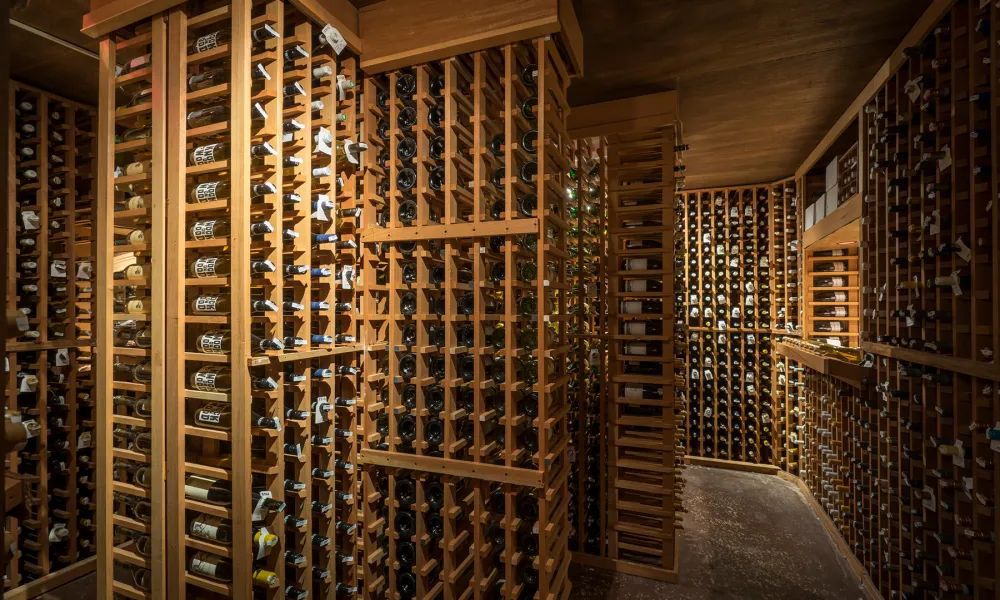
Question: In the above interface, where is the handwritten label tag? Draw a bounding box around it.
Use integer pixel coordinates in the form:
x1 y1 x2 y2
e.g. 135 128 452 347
938 144 952 171
955 237 972 263
321 25 347 55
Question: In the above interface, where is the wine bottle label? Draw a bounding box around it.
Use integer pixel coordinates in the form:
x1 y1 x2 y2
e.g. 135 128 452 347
125 162 146 176
624 322 647 335
621 301 642 314
189 554 219 578
191 220 219 240
625 258 647 271
197 332 226 353
193 181 222 202
191 515 224 541
623 385 644 399
193 295 220 313
184 476 215 500
192 257 220 277
192 143 221 165
828 277 845 287
193 32 221 54
830 307 848 317
626 280 647 292
192 368 221 391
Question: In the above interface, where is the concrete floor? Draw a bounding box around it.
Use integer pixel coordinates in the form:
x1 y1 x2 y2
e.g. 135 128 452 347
34 466 868 600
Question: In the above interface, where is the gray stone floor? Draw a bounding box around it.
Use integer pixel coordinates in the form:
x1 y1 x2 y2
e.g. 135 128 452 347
34 466 869 600
570 466 871 600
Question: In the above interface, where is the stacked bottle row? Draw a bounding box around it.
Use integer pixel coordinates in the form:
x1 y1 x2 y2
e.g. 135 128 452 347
567 137 607 558
356 36 575 600
101 2 364 598
606 128 683 576
861 0 997 368
770 179 800 335
773 350 803 473
5 83 97 591
804 246 861 348
779 351 999 600
7 349 96 587
676 185 777 464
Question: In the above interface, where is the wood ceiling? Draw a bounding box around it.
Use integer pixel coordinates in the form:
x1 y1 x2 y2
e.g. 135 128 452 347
13 0 931 188
568 0 932 189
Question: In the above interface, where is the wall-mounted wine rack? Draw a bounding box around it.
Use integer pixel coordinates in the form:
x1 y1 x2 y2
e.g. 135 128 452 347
6 81 97 594
676 184 777 466
770 178 801 336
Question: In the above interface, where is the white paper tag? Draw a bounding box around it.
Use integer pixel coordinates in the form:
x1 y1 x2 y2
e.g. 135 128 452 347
20 374 38 393
953 439 966 469
904 78 921 104
745 282 755 293
55 349 69 366
255 526 272 559
22 420 40 439
730 207 738 218
951 270 963 297
50 259 67 278
321 25 347 55
77 261 93 280
938 145 952 171
77 431 92 449
955 237 972 263
716 320 727 331
22 211 40 230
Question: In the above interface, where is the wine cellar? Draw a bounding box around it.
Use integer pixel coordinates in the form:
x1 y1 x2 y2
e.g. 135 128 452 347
3 0 1000 599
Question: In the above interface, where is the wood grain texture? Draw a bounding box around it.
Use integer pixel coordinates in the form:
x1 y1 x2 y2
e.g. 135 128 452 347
9 26 97 106
568 0 932 189
359 0 560 72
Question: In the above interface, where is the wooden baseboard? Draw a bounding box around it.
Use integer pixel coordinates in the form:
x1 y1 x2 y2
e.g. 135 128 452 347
4 556 96 600
776 472 880 600
571 536 679 583
683 455 781 475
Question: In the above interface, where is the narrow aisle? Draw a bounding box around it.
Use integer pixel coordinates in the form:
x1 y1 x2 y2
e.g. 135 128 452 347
571 466 869 600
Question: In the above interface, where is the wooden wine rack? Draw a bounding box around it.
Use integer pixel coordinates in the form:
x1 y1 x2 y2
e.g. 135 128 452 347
95 1 364 598
676 184 778 466
604 126 682 580
567 136 608 560
355 34 578 600
5 81 98 594
770 178 801 336
860 0 1000 383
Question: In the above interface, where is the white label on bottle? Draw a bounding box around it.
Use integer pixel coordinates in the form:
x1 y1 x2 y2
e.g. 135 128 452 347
626 259 647 271
731 307 740 318
828 277 845 287
950 270 963 297
252 491 272 522
20 375 38 392
626 280 647 292
717 320 727 331
703 233 711 243
827 322 843 332
22 420 39 439
255 526 272 559
194 32 220 54
194 295 219 313
716 244 725 256
729 257 739 267
730 207 738 218
831 307 848 318
51 259 67 278
704 369 713 381
192 257 219 277
625 322 646 335
703 407 713 418
185 476 214 500
193 144 220 165
744 206 753 217
199 408 223 424
191 515 223 541
191 220 217 240
55 349 69 366
190 555 219 578
904 79 921 103
192 369 219 391
745 281 755 292
320 25 348 55
690 369 699 380
78 431 91 449
193 181 222 203
625 343 647 356
624 385 642 398
623 301 642 315
717 294 727 305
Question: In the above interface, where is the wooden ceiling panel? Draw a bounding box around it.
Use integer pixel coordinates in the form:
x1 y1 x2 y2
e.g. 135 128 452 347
12 0 98 51
9 26 99 106
570 0 932 188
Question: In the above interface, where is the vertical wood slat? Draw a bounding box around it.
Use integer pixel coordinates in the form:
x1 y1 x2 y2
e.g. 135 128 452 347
164 7 187 598
230 1 253 596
